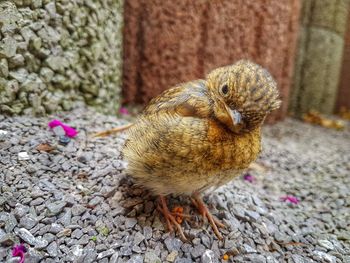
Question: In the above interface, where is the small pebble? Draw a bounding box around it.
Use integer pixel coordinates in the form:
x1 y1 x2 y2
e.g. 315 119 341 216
18 152 30 160
58 135 71 145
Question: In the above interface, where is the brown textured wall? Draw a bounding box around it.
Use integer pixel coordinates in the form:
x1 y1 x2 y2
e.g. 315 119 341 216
337 8 350 111
123 0 301 121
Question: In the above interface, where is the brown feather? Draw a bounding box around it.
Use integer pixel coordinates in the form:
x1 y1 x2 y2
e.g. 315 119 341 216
123 60 280 196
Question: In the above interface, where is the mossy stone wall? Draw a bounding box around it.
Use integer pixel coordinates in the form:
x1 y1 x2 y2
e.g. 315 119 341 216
0 0 123 115
290 0 350 116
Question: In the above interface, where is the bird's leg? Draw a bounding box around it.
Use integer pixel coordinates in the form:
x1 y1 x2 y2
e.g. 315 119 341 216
191 193 225 240
157 195 187 241
92 123 134 137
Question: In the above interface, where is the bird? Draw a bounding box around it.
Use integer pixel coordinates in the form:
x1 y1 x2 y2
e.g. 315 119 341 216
122 60 281 240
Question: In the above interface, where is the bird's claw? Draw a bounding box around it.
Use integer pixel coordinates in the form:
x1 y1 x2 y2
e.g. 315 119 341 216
191 195 225 240
157 196 187 241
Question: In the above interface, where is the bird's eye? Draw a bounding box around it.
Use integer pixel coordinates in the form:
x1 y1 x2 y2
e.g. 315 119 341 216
221 84 229 96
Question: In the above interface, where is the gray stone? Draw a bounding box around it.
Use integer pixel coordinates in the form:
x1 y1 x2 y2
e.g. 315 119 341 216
110 252 119 263
69 245 83 260
20 26 36 42
46 56 69 72
14 203 29 218
125 217 138 229
243 254 266 263
71 229 83 239
201 250 218 263
77 152 93 163
143 226 152 240
120 244 132 256
291 255 307 263
15 228 36 245
224 239 235 249
71 204 87 216
34 237 49 249
19 215 38 230
242 244 257 253
245 210 260 222
88 196 103 206
9 68 28 83
39 67 54 82
132 245 142 253
18 151 30 160
59 209 72 227
46 241 58 257
313 250 336 263
0 36 17 58
42 233 55 244
174 258 192 263
191 244 206 258
0 59 8 77
318 239 334 250
144 251 161 263
45 2 56 18
52 125 65 136
97 248 115 260
31 0 42 9
133 231 145 245
200 235 211 248
49 223 64 234
82 249 98 263
9 54 25 67
128 255 143 263
164 237 182 251
26 247 44 263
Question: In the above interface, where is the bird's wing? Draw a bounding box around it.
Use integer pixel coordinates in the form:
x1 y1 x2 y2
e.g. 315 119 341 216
143 79 212 119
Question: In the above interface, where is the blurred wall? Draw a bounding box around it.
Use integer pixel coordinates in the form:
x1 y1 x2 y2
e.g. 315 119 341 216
337 7 350 112
0 1 123 115
290 0 350 117
123 0 301 122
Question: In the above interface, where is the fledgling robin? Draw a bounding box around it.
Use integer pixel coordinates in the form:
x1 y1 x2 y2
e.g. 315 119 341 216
122 60 281 240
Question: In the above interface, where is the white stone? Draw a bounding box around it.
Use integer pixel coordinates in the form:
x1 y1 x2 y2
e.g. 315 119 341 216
18 152 30 160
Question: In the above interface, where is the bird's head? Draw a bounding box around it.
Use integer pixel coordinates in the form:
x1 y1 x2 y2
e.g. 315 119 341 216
206 60 281 134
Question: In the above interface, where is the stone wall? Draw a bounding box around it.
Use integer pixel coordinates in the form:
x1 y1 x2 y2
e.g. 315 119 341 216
337 7 350 112
122 0 301 122
0 0 123 115
290 0 350 117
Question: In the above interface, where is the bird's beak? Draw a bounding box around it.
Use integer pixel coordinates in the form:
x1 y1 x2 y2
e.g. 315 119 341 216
225 105 244 133
229 109 242 125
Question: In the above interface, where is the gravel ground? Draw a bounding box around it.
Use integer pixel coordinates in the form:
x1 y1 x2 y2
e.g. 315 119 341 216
0 107 349 263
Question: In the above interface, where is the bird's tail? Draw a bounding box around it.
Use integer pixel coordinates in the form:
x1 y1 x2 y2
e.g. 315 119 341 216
92 123 134 137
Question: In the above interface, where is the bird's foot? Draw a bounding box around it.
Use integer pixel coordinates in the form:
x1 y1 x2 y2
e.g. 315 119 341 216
191 193 225 240
157 195 187 241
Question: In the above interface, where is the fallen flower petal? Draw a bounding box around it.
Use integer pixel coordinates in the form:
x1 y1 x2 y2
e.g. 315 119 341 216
281 195 299 204
48 119 78 138
12 244 27 263
119 107 129 115
243 173 255 183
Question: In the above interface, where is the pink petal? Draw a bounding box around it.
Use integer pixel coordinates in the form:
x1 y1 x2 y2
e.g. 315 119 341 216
48 119 78 138
119 107 129 115
243 173 255 183
12 244 26 263
48 119 62 128
280 195 299 204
